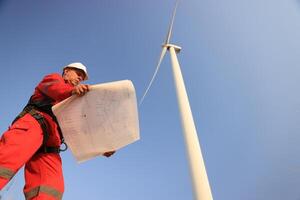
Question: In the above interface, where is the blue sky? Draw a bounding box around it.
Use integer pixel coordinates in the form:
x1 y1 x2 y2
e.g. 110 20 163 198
1 0 300 199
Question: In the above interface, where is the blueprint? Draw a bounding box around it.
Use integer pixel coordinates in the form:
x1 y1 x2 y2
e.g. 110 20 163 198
52 80 140 163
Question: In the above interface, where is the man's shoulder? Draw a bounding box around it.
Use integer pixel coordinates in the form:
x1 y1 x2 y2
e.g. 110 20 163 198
43 73 63 80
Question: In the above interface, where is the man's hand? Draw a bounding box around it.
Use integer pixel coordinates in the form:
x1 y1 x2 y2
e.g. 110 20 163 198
103 151 116 158
72 84 90 96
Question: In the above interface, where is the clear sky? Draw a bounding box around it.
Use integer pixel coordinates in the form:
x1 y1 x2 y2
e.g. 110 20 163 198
1 0 300 199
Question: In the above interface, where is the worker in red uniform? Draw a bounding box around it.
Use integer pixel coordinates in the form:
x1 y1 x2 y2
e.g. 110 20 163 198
0 62 115 199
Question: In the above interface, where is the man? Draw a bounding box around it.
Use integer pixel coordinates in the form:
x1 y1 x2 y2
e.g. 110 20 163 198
0 62 115 199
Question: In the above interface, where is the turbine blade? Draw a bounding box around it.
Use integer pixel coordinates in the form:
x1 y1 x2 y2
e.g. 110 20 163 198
139 46 167 106
165 0 180 44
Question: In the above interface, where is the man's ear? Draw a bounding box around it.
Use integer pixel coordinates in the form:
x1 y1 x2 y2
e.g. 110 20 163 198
62 68 69 76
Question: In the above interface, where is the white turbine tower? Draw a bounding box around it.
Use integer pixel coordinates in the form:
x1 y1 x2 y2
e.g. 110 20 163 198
140 1 213 199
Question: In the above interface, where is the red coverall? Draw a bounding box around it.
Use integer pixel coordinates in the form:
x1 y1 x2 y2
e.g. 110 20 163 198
0 73 74 200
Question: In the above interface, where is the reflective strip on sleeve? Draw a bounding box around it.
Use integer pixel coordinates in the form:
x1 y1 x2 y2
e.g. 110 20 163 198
25 185 63 200
0 166 15 179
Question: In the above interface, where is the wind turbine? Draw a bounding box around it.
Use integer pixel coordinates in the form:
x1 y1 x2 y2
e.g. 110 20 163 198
140 1 213 199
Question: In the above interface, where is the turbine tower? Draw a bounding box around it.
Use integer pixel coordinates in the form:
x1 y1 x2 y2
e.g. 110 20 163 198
140 1 213 199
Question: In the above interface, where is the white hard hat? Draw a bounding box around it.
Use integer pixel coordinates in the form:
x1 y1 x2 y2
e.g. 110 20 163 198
64 62 89 80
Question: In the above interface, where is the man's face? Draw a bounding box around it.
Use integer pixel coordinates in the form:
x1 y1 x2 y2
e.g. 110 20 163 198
63 68 85 86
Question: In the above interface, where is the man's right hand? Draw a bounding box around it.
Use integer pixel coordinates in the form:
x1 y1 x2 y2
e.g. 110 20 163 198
72 84 90 96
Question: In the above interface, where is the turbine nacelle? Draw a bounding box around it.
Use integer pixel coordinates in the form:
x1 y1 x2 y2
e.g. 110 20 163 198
162 44 182 53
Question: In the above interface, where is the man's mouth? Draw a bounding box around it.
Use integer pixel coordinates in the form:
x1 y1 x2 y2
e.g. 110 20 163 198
70 80 79 86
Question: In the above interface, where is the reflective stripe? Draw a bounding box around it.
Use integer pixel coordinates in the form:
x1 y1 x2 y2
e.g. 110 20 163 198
25 185 63 200
0 166 15 179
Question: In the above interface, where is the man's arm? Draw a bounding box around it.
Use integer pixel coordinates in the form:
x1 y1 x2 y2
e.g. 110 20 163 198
37 73 74 101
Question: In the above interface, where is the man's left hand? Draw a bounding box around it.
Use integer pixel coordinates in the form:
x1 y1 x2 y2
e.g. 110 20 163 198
103 151 116 157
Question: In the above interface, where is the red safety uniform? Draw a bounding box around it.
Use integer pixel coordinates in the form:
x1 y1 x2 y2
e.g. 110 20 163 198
0 73 74 200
